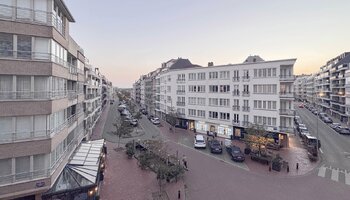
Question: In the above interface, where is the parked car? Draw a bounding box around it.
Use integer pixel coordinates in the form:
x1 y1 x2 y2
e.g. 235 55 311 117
148 115 154 121
297 124 306 132
334 126 348 133
228 145 245 162
330 123 341 130
338 128 350 135
151 117 160 125
207 131 217 137
130 119 138 127
298 104 304 108
194 134 206 149
295 118 302 126
312 109 318 115
322 117 333 123
208 139 223 154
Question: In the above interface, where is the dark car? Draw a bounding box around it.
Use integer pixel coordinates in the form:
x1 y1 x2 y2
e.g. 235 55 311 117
311 109 318 115
208 139 223 153
334 126 346 133
147 115 154 121
322 117 333 123
330 123 341 130
227 146 245 162
338 128 350 135
130 119 138 127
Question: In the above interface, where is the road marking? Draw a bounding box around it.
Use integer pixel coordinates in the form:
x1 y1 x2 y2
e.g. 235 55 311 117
345 171 350 185
319 148 324 154
318 165 327 177
331 168 339 182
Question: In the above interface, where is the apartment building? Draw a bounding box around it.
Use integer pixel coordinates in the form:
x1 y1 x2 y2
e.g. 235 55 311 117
0 1 110 199
144 69 159 115
150 56 296 139
315 52 350 123
140 75 146 108
294 75 309 102
305 74 316 105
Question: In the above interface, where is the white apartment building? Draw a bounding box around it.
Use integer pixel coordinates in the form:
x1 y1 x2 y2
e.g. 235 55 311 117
294 75 309 102
140 75 146 108
306 74 316 105
154 56 296 139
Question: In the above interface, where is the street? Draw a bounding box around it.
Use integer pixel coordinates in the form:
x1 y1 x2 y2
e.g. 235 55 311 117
295 105 350 186
98 99 350 200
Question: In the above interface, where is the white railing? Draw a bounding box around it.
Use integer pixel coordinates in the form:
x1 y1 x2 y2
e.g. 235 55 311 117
0 4 65 36
0 130 49 144
0 90 68 101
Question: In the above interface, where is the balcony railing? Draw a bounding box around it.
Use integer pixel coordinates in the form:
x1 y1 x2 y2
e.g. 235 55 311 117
242 106 250 112
279 109 295 116
0 90 68 101
176 90 186 95
0 130 50 144
232 105 240 111
242 91 250 97
242 76 250 82
232 90 240 96
232 120 240 126
0 4 65 36
176 102 185 106
279 92 294 98
232 77 240 82
176 79 186 83
279 75 295 81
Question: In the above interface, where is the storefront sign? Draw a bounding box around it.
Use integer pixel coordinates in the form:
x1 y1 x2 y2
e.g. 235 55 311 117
36 181 45 188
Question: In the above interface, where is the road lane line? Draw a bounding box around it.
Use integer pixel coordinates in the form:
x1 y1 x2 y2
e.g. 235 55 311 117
319 148 324 154
318 165 327 177
331 168 339 182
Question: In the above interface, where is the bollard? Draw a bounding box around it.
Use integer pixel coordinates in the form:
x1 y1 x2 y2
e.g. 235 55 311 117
296 163 299 170
178 190 181 199
287 165 289 173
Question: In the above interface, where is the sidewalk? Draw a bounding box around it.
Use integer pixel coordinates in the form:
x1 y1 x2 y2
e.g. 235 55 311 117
90 103 186 200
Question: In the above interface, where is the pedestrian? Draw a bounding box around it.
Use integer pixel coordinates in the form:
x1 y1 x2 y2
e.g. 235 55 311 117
182 155 187 169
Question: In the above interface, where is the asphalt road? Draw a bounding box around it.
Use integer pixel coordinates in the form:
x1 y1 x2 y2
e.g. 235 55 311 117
295 105 350 170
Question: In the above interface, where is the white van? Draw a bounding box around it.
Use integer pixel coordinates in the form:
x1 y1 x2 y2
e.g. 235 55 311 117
194 135 206 149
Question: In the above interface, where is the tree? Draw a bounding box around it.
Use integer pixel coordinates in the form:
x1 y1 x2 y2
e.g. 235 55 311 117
112 119 133 148
244 124 272 155
167 112 177 133
134 111 142 120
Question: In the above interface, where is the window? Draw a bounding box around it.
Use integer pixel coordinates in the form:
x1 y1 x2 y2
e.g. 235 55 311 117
189 85 196 92
209 85 218 93
17 35 32 59
198 72 206 80
189 73 196 80
209 111 218 119
233 114 239 122
188 97 196 105
220 85 230 93
197 110 205 118
33 154 49 175
220 112 230 120
0 117 13 141
34 0 48 23
220 71 230 79
0 33 13 57
209 72 218 79
17 0 31 19
219 98 230 107
0 158 12 177
209 98 218 106
253 84 277 94
197 98 206 105
188 109 196 116
197 85 205 92
15 156 30 179
17 76 31 99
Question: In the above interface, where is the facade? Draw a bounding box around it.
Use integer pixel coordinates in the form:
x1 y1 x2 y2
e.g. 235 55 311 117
0 1 111 199
294 75 309 102
140 75 146 108
149 56 296 138
315 52 350 123
305 74 316 105
144 69 159 115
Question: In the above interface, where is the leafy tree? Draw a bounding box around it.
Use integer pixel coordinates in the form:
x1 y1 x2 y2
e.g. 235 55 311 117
112 119 133 148
244 124 272 155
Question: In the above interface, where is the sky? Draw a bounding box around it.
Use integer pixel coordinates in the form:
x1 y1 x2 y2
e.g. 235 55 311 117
65 0 350 88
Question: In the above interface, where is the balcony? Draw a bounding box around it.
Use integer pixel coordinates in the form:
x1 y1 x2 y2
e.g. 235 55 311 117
232 105 240 111
0 4 66 36
279 92 294 98
0 130 50 144
0 90 67 101
279 109 295 116
232 120 240 126
232 90 240 96
242 91 250 97
176 90 186 95
242 76 250 82
232 77 240 82
67 90 77 100
176 79 186 83
279 75 295 82
176 102 185 106
242 106 250 112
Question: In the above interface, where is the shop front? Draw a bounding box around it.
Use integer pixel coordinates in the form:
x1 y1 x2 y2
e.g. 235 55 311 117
175 118 188 129
217 124 233 138
188 120 195 131
232 126 245 140
194 121 233 138
195 121 208 133
42 139 106 200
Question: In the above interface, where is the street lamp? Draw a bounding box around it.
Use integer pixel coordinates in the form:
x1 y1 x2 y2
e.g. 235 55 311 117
316 91 324 157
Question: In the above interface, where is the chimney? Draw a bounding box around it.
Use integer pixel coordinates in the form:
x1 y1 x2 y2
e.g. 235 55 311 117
208 62 214 67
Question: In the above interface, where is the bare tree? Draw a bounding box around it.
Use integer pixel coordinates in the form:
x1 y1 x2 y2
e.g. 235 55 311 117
112 119 133 148
167 112 177 133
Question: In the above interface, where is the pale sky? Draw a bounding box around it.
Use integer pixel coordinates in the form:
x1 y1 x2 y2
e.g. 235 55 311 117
65 0 350 88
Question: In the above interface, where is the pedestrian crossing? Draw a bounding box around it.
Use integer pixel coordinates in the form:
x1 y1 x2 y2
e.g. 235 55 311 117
317 165 350 186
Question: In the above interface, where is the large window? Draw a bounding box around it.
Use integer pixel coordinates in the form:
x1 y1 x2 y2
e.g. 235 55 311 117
0 117 13 142
17 35 32 59
0 158 12 179
15 156 30 180
0 33 13 57
34 0 48 23
0 75 13 99
34 37 50 59
34 76 49 98
17 76 31 98
17 0 31 19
